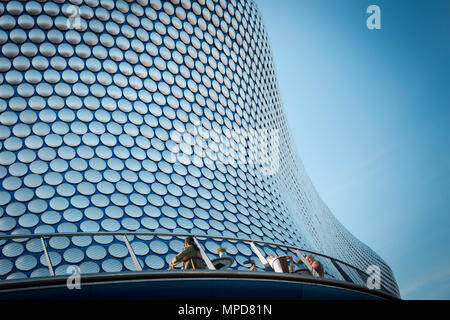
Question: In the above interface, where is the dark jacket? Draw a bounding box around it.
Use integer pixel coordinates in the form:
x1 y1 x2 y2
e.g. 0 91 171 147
170 245 206 270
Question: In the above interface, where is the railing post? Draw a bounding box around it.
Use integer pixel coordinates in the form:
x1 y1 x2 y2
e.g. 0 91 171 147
40 236 54 276
123 234 142 271
249 242 268 266
330 259 354 283
354 268 369 287
193 237 216 270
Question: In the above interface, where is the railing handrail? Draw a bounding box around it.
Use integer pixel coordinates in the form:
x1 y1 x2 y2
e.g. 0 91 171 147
0 231 373 281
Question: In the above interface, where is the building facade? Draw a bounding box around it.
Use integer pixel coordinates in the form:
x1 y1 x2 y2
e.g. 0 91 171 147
0 0 399 297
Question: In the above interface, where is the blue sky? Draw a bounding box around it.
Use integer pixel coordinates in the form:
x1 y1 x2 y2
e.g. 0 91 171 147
256 0 450 299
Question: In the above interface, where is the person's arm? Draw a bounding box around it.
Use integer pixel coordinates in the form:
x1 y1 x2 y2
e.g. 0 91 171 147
169 246 193 269
312 261 324 277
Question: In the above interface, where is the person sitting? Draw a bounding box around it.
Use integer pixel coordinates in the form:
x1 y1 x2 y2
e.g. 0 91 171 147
244 259 274 272
305 255 324 277
169 236 206 270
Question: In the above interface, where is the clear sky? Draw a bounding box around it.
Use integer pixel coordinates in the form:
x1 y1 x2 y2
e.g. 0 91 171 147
256 0 450 299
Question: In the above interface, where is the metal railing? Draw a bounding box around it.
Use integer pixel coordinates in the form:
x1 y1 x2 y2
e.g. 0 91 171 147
0 231 391 296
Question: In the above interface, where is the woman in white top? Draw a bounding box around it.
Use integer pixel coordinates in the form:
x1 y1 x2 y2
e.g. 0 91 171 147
266 255 284 273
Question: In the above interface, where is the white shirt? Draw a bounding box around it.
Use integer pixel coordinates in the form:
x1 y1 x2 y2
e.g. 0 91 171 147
267 256 283 273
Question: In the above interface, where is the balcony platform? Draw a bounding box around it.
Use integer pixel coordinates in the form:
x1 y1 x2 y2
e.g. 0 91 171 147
0 270 398 300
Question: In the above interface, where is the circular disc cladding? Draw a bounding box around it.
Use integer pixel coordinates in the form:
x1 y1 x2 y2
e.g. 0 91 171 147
0 0 401 298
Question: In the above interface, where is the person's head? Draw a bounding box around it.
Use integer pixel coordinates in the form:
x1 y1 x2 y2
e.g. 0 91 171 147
306 255 315 264
185 236 195 247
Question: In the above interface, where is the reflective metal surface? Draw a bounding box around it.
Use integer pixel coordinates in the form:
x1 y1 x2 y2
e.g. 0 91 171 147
0 0 399 298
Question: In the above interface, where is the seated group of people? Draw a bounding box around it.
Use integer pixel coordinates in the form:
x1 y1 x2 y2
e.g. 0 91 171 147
169 236 324 277
247 254 323 276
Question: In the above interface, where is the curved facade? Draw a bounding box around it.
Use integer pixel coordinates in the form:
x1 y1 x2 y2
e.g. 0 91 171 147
0 0 399 297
